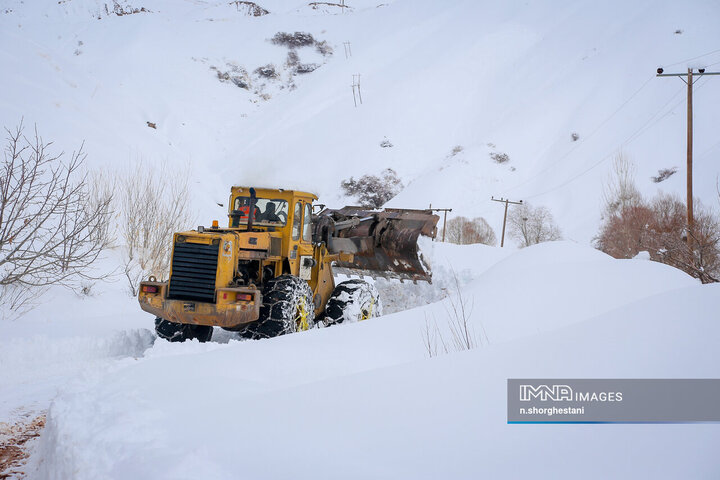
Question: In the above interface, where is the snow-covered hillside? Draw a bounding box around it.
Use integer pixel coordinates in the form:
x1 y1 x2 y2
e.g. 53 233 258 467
2 0 719 241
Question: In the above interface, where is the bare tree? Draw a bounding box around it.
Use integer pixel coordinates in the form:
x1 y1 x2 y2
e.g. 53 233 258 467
442 216 497 246
602 152 642 218
119 160 192 295
0 122 113 315
595 191 720 284
507 203 562 248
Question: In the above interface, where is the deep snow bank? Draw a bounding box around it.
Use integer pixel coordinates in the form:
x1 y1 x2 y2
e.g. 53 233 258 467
33 242 717 479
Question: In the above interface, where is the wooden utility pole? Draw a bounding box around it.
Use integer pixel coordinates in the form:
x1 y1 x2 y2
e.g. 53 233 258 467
428 206 452 242
491 197 523 247
656 66 719 248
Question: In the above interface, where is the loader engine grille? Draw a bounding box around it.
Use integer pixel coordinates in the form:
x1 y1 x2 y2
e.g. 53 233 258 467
167 241 219 303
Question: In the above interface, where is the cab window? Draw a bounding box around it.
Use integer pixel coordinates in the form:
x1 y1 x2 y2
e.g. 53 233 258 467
291 202 302 240
302 204 312 242
231 196 288 226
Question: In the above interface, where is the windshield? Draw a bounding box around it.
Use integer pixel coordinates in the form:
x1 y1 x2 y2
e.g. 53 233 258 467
231 197 289 226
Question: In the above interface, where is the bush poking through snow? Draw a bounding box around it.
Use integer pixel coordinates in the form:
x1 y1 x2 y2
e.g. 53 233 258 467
442 217 497 246
507 203 562 248
379 138 393 148
450 145 464 156
340 168 403 208
571 132 580 141
271 32 316 48
490 152 510 164
596 193 720 283
104 2 150 17
651 167 678 183
228 1 269 16
315 40 333 56
423 270 487 357
254 64 278 79
296 63 320 74
0 123 114 317
596 155 720 283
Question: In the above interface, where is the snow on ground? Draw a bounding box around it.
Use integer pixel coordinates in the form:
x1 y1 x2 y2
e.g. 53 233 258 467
2 0 720 477
24 241 719 479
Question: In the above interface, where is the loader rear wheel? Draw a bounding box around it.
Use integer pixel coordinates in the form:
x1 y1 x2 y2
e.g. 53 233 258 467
154 318 213 343
323 279 382 326
246 275 315 339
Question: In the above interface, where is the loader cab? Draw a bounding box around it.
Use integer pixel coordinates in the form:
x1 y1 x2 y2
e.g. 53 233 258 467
228 187 318 276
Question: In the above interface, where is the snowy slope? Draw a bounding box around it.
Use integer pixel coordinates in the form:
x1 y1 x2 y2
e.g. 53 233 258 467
2 2 720 477
31 242 719 479
2 0 719 241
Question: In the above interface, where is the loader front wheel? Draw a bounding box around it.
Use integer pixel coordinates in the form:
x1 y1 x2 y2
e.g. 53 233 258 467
323 279 382 326
154 318 213 343
246 275 315 339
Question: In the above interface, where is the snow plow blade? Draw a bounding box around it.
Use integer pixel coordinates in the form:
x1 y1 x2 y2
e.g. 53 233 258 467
314 207 439 282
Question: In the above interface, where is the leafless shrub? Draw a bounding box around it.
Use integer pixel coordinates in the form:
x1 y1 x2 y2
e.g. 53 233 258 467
315 40 333 56
490 152 510 164
308 2 353 13
340 168 403 208
508 203 562 248
450 145 464 156
254 64 278 79
104 2 150 16
571 132 580 141
0 122 113 317
596 192 719 283
422 270 487 358
423 314 448 358
651 167 678 183
296 63 320 74
379 138 393 148
442 216 497 246
119 160 192 295
271 32 315 48
229 1 269 16
214 65 251 89
286 50 300 68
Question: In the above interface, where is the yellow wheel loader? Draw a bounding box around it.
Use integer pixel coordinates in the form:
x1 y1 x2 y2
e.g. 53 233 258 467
138 186 438 342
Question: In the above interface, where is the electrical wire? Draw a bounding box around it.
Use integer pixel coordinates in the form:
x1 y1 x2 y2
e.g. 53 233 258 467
663 47 720 68
503 74 655 194
522 78 711 200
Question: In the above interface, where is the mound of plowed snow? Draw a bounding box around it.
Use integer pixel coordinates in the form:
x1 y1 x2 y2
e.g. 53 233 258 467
32 242 718 479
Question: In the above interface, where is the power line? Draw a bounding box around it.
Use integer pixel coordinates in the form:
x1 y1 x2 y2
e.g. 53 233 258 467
522 74 715 201
663 47 720 68
503 75 655 194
